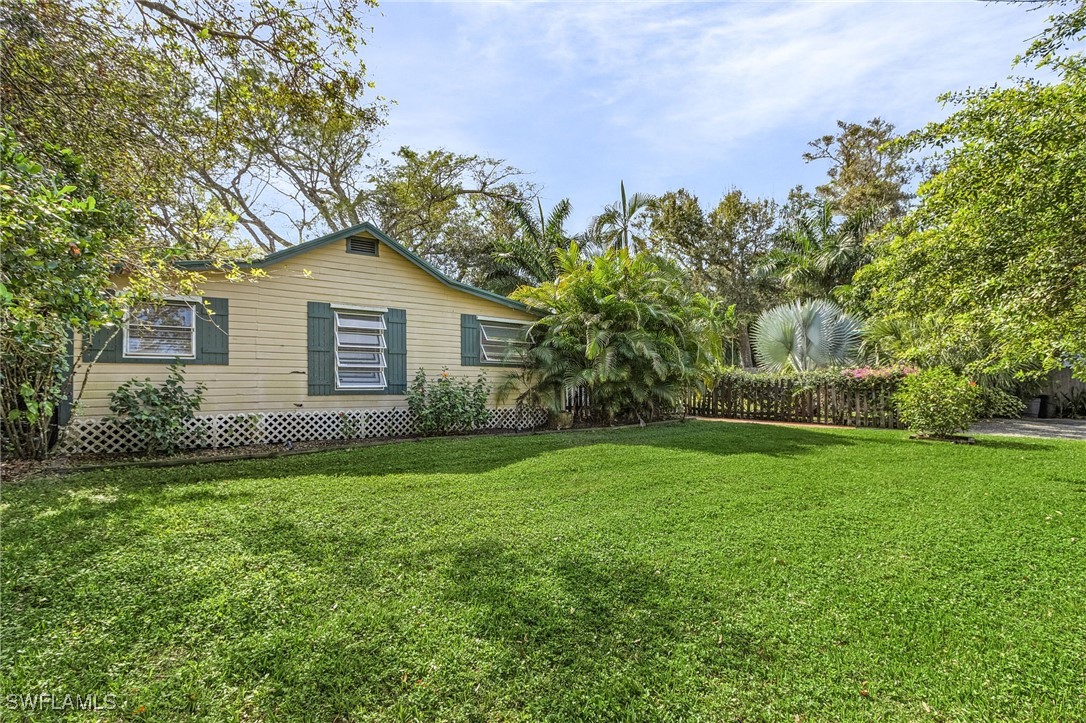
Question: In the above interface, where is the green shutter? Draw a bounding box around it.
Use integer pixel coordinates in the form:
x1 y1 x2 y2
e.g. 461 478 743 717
195 297 229 365
81 298 226 366
461 314 480 366
81 325 121 363
385 308 407 394
307 301 335 395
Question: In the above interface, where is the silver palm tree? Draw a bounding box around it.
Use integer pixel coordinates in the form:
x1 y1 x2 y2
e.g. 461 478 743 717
752 299 861 372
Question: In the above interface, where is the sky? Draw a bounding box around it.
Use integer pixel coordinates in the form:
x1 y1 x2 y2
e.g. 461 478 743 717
359 0 1052 232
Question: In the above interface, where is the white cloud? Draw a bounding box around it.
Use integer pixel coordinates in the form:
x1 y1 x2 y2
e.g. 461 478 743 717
434 1 1041 153
366 0 1051 224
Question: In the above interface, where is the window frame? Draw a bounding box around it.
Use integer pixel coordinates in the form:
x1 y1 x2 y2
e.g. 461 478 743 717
122 298 198 360
478 318 530 366
333 306 388 391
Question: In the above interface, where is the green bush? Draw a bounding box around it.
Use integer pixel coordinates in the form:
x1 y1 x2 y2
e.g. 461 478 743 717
1052 388 1086 419
509 245 725 424
0 129 137 459
977 386 1025 419
712 365 915 394
893 367 981 438
108 364 206 455
407 368 491 436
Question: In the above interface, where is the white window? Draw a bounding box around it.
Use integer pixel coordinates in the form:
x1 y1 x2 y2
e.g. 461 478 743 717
479 321 529 364
124 300 196 358
335 309 387 390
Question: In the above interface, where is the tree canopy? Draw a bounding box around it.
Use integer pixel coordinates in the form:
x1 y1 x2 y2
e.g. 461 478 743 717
802 118 915 220
2 0 385 252
856 8 1086 377
1 0 537 257
647 188 778 367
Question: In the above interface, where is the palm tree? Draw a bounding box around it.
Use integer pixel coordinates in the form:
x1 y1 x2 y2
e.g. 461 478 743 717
589 181 657 252
481 198 572 295
752 299 861 372
757 204 880 300
504 247 724 423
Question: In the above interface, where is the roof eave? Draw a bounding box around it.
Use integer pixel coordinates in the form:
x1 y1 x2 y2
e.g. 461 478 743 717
176 222 538 314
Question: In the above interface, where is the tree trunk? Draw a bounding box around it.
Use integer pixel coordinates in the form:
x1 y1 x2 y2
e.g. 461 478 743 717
738 323 756 370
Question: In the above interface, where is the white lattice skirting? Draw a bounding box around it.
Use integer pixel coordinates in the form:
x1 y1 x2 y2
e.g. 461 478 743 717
58 407 548 456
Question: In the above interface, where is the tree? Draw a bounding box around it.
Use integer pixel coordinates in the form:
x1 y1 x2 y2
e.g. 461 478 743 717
855 2 1086 378
507 246 724 423
477 199 573 295
803 118 915 219
645 188 708 261
0 129 197 458
589 181 657 252
704 191 780 368
4 0 455 254
2 0 207 250
364 148 534 266
648 188 779 368
2 1 540 260
751 300 861 373
758 203 879 302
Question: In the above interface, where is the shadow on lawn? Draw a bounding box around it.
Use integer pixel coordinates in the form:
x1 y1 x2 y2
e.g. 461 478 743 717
438 537 763 716
7 421 1064 527
7 421 858 503
174 420 861 481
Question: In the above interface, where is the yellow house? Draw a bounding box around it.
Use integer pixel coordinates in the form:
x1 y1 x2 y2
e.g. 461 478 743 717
64 223 542 453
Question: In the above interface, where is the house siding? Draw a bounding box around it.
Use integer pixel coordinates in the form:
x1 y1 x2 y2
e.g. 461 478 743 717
71 233 535 418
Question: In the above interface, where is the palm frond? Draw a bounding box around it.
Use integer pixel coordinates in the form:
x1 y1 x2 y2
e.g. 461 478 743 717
752 299 860 372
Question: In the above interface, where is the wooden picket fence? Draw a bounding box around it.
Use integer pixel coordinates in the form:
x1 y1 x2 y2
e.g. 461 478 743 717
687 378 904 429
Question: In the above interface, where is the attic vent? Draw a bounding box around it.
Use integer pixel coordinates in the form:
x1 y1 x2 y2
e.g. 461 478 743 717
346 237 379 256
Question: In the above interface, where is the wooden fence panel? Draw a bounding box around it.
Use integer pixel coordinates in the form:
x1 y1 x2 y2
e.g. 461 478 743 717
688 378 903 429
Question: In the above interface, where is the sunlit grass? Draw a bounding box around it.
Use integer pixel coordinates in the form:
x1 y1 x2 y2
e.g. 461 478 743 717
2 421 1084 721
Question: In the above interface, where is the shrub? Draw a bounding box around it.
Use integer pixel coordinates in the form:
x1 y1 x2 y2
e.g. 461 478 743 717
509 245 725 424
0 129 135 459
108 364 206 455
697 366 915 426
713 365 915 392
1052 388 1086 419
407 368 491 436
893 367 981 438
977 386 1025 419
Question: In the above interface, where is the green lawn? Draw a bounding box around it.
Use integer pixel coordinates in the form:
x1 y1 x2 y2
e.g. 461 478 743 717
2 421 1084 721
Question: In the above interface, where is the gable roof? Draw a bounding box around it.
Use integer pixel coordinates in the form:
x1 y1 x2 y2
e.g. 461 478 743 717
179 222 533 313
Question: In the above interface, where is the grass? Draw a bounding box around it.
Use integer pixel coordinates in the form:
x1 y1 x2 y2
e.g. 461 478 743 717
1 421 1084 721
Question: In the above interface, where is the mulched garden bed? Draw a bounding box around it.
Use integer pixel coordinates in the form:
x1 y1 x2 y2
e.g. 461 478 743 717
908 433 977 444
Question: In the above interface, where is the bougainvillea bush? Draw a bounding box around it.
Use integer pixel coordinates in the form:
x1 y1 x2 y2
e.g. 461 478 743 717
711 365 916 394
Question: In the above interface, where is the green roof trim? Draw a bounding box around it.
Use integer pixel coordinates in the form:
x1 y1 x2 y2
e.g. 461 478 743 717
178 223 536 313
